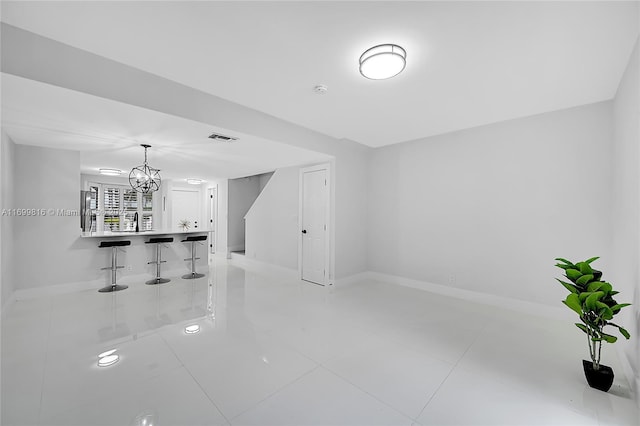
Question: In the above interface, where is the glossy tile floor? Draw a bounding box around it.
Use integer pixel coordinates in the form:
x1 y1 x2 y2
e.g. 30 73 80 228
2 258 638 425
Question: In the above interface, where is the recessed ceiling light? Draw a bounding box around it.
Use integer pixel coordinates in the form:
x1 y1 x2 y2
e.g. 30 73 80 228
186 178 204 185
99 168 123 176
359 44 407 80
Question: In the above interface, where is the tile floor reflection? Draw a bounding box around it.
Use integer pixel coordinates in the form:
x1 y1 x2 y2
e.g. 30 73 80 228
2 258 638 425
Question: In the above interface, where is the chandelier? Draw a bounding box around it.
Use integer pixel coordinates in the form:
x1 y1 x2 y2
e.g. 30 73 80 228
129 144 161 193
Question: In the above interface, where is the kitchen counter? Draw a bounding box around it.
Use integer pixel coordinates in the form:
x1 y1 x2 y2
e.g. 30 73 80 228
80 229 211 238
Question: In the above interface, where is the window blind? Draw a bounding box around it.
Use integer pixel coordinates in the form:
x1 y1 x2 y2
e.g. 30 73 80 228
103 186 121 231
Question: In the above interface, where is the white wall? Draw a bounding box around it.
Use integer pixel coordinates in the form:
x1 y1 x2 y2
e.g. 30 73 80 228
335 146 369 279
245 167 300 270
13 145 85 289
611 36 640 399
258 172 274 192
227 176 261 252
368 102 613 307
1 131 16 308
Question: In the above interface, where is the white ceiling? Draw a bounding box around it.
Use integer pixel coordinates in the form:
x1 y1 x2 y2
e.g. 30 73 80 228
1 73 331 181
1 0 639 152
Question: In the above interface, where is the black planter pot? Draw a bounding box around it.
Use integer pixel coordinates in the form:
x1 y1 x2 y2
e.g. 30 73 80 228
582 360 614 392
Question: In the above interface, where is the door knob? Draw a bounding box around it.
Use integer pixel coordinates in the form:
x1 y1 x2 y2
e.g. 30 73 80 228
301 230 307 234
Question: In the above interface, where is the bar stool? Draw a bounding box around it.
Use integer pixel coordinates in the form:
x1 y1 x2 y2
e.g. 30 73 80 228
182 235 207 279
145 237 173 285
98 240 131 293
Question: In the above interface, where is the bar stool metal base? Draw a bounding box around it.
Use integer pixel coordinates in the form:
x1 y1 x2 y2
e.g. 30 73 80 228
98 284 129 293
146 277 171 285
98 240 131 293
145 237 173 285
182 235 207 280
182 272 205 280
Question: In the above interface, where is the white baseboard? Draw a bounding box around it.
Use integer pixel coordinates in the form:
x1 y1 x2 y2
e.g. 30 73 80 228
328 270 569 319
335 272 373 288
367 271 570 320
228 255 298 280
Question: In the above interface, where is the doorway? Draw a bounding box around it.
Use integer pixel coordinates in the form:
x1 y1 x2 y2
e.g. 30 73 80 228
299 164 330 285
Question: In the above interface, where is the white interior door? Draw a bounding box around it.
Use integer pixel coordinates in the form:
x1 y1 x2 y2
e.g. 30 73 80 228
208 187 217 254
171 189 201 231
301 167 328 285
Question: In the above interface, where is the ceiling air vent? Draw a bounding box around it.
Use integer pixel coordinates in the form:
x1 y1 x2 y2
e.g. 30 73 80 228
208 132 238 142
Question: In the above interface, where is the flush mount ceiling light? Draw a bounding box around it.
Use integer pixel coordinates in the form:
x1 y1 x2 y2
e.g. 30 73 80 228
129 144 161 193
99 168 122 176
359 44 407 80
186 178 204 185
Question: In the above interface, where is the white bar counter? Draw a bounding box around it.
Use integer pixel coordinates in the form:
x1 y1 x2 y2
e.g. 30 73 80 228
81 229 210 238
79 229 211 288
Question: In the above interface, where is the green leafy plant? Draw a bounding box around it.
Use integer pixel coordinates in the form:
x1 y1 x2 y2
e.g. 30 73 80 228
555 256 631 370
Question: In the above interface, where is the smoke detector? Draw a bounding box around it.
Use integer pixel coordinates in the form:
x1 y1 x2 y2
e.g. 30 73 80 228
208 132 238 142
314 84 328 94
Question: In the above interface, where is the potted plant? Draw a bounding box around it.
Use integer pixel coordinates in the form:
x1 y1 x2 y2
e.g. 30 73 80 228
178 219 191 231
555 256 631 392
